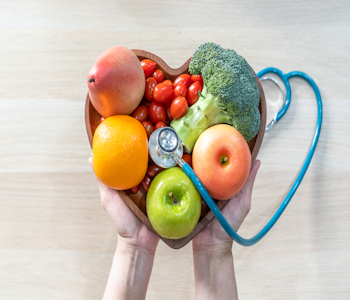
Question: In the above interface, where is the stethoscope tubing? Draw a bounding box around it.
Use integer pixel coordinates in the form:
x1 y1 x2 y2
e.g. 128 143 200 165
180 68 323 246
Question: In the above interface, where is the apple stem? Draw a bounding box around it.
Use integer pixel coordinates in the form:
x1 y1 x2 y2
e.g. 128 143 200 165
168 192 178 204
88 78 95 83
221 156 228 164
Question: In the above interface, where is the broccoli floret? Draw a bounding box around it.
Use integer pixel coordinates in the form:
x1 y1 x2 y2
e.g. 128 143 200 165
189 42 224 75
231 105 261 142
171 42 260 152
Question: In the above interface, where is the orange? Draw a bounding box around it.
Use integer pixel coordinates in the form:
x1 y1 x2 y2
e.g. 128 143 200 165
92 115 148 190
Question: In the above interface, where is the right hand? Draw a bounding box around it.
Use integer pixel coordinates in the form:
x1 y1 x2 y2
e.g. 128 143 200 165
192 159 261 255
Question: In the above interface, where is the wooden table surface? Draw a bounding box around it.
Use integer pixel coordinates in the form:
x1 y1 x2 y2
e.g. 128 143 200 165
1 1 349 299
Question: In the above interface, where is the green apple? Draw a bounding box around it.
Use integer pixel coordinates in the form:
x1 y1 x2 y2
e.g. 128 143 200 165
146 167 201 239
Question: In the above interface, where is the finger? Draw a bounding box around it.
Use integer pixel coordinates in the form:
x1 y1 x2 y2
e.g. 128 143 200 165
237 159 261 214
89 155 120 207
243 159 261 196
88 156 141 232
89 156 111 196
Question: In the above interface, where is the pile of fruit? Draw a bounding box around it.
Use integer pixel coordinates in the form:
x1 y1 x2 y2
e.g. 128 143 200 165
88 43 260 240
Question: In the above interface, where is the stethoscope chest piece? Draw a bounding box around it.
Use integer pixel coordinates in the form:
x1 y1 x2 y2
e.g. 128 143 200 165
149 127 183 168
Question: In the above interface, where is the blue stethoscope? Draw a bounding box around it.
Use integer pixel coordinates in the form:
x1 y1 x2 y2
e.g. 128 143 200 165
149 68 323 246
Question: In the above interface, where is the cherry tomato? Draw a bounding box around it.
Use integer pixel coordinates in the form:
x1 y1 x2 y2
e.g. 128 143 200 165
162 80 173 89
130 184 140 194
173 83 187 99
170 97 188 119
132 105 148 123
142 121 154 138
145 77 157 101
100 117 105 123
149 101 166 124
173 74 191 88
152 69 164 84
191 74 203 85
141 175 152 192
153 82 173 103
182 154 192 168
146 117 155 126
155 121 167 129
187 81 203 106
140 59 156 78
140 97 151 107
164 100 173 123
147 162 164 178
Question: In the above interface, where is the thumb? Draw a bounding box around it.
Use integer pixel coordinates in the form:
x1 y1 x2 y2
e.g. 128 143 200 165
237 159 261 212
88 156 141 233
88 155 114 201
245 159 261 196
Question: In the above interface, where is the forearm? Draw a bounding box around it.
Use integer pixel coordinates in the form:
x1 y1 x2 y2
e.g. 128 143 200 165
193 249 238 300
103 240 155 300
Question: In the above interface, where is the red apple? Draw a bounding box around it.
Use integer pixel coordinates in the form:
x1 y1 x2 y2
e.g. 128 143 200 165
192 124 251 200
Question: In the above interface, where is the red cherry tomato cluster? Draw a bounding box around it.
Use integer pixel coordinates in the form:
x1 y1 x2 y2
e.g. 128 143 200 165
140 59 203 120
129 59 197 195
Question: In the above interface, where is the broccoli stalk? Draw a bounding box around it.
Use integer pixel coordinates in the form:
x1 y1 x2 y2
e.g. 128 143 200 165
171 84 231 152
170 42 261 153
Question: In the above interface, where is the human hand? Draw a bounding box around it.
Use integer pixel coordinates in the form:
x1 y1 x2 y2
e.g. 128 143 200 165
89 156 159 255
89 156 159 299
192 160 260 300
192 159 261 255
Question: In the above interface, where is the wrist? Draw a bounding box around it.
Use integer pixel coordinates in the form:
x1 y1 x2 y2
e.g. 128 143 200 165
192 239 233 258
193 245 237 300
193 244 233 267
104 239 155 300
117 235 157 258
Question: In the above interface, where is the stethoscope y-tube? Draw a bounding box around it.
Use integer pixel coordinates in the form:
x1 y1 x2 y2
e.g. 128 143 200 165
150 68 323 246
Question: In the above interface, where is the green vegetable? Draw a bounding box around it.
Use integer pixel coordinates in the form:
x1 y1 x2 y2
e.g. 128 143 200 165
171 42 260 152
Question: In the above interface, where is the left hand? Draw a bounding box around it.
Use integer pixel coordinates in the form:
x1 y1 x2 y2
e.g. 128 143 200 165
89 156 159 255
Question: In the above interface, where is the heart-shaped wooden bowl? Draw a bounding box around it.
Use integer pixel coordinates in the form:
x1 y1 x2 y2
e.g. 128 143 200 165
85 49 266 249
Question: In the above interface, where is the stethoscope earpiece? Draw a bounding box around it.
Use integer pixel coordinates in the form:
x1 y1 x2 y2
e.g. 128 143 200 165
259 76 285 132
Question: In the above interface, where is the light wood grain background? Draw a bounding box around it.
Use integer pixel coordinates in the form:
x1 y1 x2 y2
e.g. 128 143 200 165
1 1 349 299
